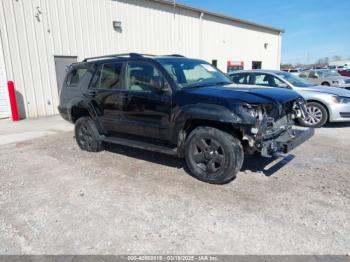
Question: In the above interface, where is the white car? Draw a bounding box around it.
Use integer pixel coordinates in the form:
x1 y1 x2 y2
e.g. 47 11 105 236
283 69 301 76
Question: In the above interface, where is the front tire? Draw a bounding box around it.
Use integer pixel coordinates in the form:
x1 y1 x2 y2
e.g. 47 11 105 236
75 117 103 152
298 102 328 128
185 127 244 184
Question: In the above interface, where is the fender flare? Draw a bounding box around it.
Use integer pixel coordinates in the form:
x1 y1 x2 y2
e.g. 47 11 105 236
171 103 255 144
67 97 105 133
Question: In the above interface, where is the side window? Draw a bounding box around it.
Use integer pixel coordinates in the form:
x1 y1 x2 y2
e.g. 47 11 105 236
90 66 102 89
231 74 248 84
250 74 278 87
98 63 123 89
273 77 283 86
127 62 162 92
250 74 269 86
65 68 88 87
308 71 317 78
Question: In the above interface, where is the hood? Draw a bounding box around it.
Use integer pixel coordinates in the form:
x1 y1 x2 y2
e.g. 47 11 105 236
295 85 350 97
180 84 302 105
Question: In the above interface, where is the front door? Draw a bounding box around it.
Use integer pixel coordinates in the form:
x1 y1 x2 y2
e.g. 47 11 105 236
118 61 172 140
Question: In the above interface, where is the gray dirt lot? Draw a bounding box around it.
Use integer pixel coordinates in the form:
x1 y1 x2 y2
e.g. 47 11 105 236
0 122 350 254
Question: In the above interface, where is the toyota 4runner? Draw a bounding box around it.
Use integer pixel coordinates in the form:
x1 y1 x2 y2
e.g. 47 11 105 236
58 53 314 184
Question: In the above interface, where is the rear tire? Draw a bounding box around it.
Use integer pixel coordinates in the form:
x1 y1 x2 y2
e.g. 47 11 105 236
75 117 103 152
185 127 243 184
298 102 328 128
321 82 330 86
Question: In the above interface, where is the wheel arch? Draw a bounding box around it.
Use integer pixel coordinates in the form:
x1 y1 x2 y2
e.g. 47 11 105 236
70 106 90 123
67 99 106 134
177 118 244 158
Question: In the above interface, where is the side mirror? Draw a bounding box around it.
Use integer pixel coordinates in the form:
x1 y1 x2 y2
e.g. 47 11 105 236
150 76 166 93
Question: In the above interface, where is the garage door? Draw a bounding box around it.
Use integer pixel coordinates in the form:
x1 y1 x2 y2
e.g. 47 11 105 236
0 35 9 119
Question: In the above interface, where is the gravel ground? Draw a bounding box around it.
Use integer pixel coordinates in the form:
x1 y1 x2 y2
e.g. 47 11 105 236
0 123 350 254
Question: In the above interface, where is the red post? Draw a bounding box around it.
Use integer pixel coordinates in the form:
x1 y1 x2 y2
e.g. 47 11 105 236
7 80 19 121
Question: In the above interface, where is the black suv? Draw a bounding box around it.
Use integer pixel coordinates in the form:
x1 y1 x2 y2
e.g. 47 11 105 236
58 53 313 184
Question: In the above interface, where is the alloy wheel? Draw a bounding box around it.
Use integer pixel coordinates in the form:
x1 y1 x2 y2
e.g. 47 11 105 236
304 105 323 125
77 123 94 150
192 138 225 174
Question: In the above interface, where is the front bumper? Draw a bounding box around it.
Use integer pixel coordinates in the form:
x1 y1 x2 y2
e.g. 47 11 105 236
329 103 350 122
260 127 314 157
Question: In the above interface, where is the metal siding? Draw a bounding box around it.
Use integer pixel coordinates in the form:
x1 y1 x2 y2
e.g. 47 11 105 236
0 30 9 119
0 0 282 118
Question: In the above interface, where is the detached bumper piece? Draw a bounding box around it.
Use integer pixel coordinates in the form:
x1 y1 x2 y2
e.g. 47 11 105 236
261 127 314 157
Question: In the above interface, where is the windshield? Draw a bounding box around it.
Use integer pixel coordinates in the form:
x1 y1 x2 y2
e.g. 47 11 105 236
156 58 232 88
317 70 341 77
275 71 315 87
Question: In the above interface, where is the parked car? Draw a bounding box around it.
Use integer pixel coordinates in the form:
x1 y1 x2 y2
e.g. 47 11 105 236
229 70 350 128
58 53 313 184
282 69 301 76
299 69 350 89
338 69 350 77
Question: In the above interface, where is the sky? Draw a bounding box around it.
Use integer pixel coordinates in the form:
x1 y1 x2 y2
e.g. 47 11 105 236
178 0 350 64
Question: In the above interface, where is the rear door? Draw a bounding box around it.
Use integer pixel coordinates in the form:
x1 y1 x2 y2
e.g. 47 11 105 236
88 61 126 133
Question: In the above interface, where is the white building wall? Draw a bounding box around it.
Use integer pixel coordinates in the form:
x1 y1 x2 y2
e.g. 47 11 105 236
201 15 281 70
0 30 10 119
0 0 282 118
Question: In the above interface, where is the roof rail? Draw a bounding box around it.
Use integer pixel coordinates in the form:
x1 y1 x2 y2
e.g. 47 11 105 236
83 53 143 62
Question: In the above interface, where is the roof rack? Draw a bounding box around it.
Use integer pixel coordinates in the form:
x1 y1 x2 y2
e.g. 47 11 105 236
82 53 186 62
83 53 144 62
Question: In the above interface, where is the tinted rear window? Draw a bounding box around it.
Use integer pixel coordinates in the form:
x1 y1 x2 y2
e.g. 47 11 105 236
65 68 88 87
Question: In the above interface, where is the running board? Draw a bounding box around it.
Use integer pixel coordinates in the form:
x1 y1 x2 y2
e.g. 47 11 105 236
103 136 178 157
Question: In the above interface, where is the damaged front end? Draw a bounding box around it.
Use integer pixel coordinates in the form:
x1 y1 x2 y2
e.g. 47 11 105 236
242 98 314 157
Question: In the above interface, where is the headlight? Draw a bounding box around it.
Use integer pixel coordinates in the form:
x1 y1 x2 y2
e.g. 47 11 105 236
331 96 350 104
